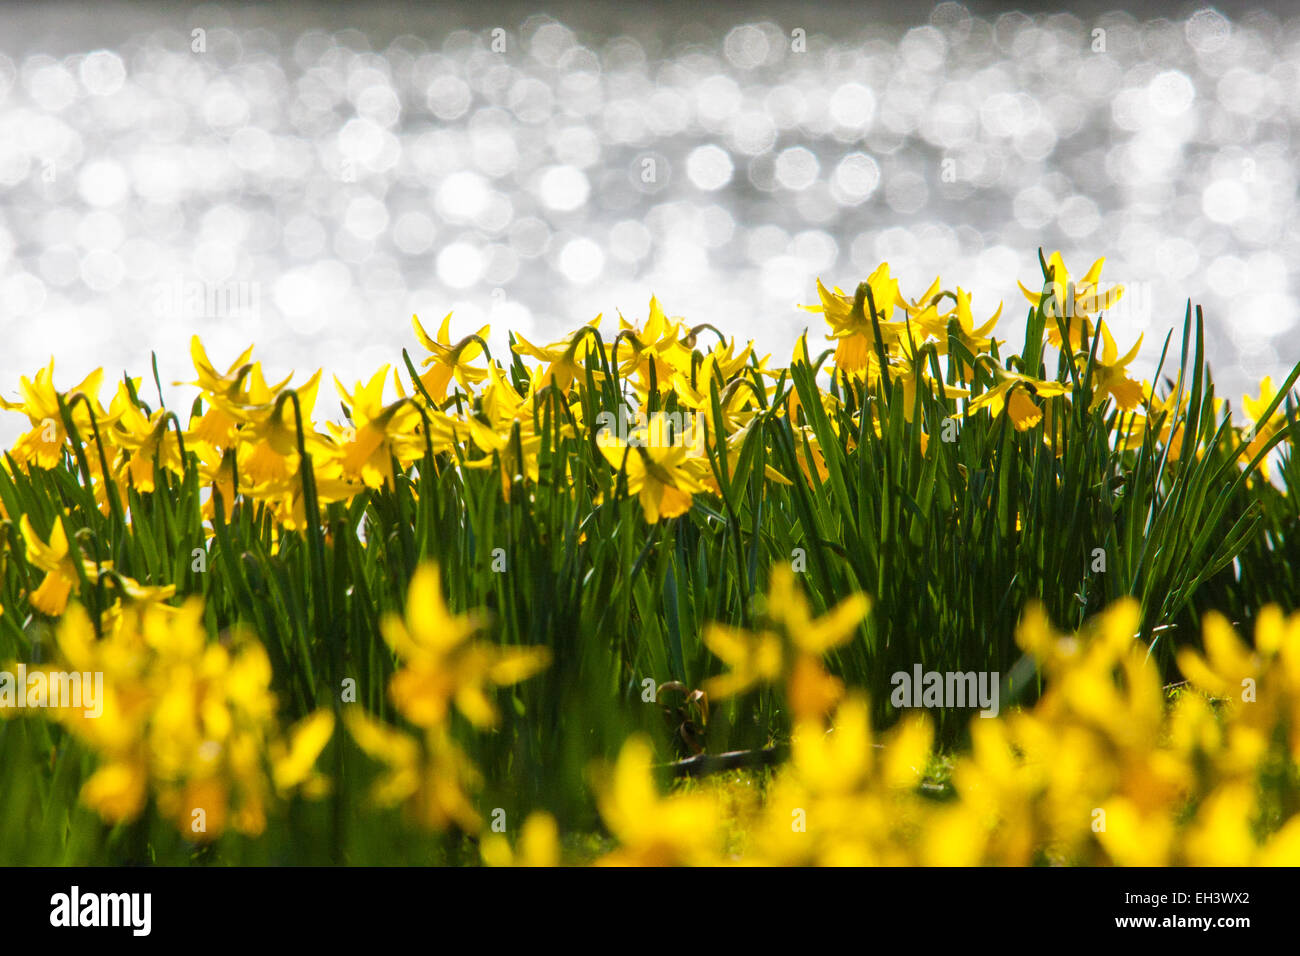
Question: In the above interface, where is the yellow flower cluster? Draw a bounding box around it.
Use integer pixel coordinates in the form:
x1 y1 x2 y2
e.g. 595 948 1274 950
0 253 1283 532
17 514 175 617
703 564 869 722
562 594 1300 866
921 601 1300 866
2 253 1295 863
3 596 333 842
344 563 550 833
3 560 548 845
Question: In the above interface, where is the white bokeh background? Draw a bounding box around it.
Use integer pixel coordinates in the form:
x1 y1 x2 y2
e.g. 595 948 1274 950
1 2 1298 441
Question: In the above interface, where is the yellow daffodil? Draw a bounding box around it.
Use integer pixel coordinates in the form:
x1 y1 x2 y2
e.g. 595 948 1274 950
0 360 117 470
967 370 1071 431
345 709 483 833
611 296 691 386
481 811 561 867
381 563 550 729
594 735 723 866
108 384 184 492
598 413 709 523
237 370 325 486
947 287 1002 381
18 514 111 616
42 599 305 841
802 264 904 376
1176 612 1261 701
701 624 784 700
512 316 602 395
270 709 335 796
411 312 490 401
330 366 425 489
1238 377 1289 476
1087 325 1144 411
704 564 869 721
1019 252 1125 351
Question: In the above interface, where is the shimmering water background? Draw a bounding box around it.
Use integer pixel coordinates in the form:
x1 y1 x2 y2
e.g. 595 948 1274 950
2 1 1299 440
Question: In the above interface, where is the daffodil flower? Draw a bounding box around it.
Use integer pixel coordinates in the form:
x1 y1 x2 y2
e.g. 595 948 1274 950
598 413 709 523
704 565 870 721
178 336 267 448
594 735 723 866
1238 377 1290 477
19 514 109 616
238 369 325 485
1086 325 1144 411
481 811 561 867
330 366 425 489
765 564 871 656
1176 613 1262 700
411 311 490 401
890 338 970 422
345 710 483 833
270 709 335 796
945 288 1002 381
381 563 550 729
967 369 1071 431
892 274 945 322
701 624 784 700
0 360 118 470
108 384 184 493
40 599 300 841
1019 252 1125 350
801 264 905 376
1118 379 1188 457
611 296 691 385
512 316 602 395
